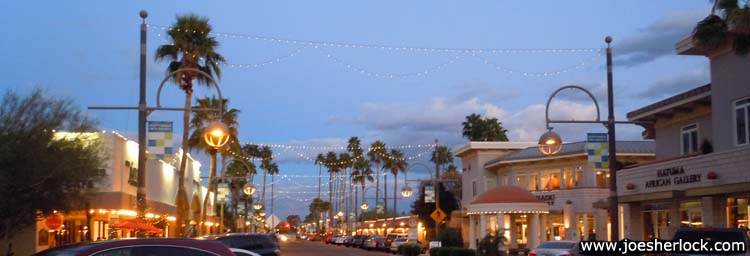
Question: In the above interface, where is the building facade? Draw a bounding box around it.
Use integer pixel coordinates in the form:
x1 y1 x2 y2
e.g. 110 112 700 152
7 131 214 255
455 141 654 250
617 37 750 240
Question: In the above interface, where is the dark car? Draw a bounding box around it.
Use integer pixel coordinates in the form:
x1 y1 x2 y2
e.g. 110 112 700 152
34 238 234 256
350 235 367 248
209 233 281 256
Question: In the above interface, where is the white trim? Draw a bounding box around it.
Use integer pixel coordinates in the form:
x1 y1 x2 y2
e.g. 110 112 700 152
628 91 711 121
680 123 699 155
485 152 655 169
734 97 750 147
453 141 536 157
467 202 549 215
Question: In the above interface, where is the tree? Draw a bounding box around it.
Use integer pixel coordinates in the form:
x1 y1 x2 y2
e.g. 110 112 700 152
693 0 750 55
351 158 373 223
286 215 301 231
315 153 325 199
268 162 279 217
258 146 275 209
430 146 454 172
0 90 106 254
410 182 459 239
383 149 407 225
155 14 226 234
225 146 256 231
346 137 363 231
308 198 330 234
188 97 239 235
324 151 339 230
462 113 509 141
367 140 387 216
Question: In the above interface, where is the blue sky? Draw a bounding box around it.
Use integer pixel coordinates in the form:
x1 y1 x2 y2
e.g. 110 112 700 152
2 1 713 218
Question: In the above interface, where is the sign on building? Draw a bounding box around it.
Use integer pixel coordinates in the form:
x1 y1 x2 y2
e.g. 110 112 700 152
147 121 174 161
586 133 609 169
217 183 230 201
424 185 435 203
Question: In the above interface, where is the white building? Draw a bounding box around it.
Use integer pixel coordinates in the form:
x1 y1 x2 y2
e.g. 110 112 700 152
8 131 214 255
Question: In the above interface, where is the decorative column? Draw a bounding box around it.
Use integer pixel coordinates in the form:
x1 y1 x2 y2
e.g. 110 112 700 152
582 213 589 240
509 214 517 249
469 214 477 249
528 213 540 249
497 214 505 235
480 214 488 240
563 201 576 240
540 214 547 242
595 208 608 240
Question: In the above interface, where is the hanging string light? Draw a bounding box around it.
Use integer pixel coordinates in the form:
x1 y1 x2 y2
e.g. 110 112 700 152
474 50 603 77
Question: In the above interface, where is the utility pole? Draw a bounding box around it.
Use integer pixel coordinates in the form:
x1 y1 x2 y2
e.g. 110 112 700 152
434 139 440 240
605 36 620 241
136 10 148 218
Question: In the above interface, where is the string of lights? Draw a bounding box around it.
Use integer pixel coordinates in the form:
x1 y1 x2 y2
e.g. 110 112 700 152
321 50 461 79
475 50 603 77
373 148 433 161
148 24 601 54
247 143 435 150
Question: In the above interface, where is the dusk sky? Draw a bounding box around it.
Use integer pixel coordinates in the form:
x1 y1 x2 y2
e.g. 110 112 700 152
2 1 713 218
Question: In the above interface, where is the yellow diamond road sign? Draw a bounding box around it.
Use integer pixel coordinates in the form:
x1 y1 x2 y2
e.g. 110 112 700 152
431 208 446 223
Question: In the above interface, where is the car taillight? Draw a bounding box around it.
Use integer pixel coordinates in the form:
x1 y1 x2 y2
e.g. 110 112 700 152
529 253 537 256
560 254 573 256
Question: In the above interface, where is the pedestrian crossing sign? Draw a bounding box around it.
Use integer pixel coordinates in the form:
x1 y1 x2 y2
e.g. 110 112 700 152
431 208 446 223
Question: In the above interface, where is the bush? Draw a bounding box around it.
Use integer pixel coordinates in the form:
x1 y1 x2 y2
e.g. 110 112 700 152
437 247 454 256
450 248 476 256
399 243 424 256
438 228 464 247
429 247 440 256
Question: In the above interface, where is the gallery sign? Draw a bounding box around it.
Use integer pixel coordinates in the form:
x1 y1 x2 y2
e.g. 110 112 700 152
644 166 702 189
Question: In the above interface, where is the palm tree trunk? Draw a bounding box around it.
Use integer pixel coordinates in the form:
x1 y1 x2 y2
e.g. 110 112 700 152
393 172 398 226
271 174 275 218
262 170 267 209
175 91 192 236
328 172 333 233
384 174 388 220
201 150 217 235
318 165 322 199
375 163 380 219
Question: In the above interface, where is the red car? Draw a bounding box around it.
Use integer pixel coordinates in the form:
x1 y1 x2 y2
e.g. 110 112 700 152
34 238 235 256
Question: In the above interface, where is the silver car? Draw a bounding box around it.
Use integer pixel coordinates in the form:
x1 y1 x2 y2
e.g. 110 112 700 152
529 240 581 256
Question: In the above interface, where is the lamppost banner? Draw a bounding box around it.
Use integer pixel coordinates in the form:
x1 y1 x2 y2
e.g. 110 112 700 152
586 133 609 169
424 185 435 203
147 121 174 161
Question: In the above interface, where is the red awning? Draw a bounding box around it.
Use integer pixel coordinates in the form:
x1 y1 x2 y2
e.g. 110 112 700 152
112 219 163 233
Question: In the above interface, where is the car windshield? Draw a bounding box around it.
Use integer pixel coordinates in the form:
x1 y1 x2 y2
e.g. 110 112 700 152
538 242 576 249
674 230 745 243
394 238 407 242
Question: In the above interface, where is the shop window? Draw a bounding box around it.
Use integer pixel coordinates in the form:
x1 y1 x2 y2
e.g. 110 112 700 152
472 181 477 197
736 98 750 146
727 197 749 228
679 201 703 228
529 173 539 191
563 168 573 189
516 175 527 189
502 175 509 185
681 124 699 155
643 210 670 240
595 170 610 188
575 166 584 187
541 171 561 190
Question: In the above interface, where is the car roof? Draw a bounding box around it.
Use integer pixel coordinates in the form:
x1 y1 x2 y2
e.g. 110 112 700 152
35 238 232 256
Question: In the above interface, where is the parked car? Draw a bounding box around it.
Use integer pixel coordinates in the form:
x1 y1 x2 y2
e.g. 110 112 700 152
348 235 365 247
333 235 349 246
389 237 423 254
208 233 281 256
230 248 263 256
363 236 386 251
529 240 581 256
325 235 339 244
670 227 750 256
352 235 370 248
384 233 408 251
34 238 235 256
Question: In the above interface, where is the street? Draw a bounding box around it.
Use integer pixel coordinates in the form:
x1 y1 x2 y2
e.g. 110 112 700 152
279 240 417 256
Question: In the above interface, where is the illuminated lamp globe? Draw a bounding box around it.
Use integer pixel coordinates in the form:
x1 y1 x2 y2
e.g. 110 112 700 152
337 211 344 217
401 185 413 198
203 121 230 149
253 202 263 210
538 129 563 156
360 203 369 210
259 211 266 217
242 184 256 196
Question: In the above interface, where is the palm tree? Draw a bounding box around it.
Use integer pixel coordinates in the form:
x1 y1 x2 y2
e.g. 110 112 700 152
346 137 363 231
384 149 407 223
188 97 239 234
367 140 387 216
259 146 275 208
693 0 750 55
430 145 454 172
315 153 325 199
462 113 483 141
268 162 279 217
225 155 256 231
324 151 339 231
156 14 226 233
351 158 373 222
462 113 509 141
338 152 351 231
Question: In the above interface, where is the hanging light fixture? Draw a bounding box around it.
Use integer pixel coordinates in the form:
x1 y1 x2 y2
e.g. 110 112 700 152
243 184 256 196
360 203 369 210
401 184 413 198
538 129 563 156
203 121 230 149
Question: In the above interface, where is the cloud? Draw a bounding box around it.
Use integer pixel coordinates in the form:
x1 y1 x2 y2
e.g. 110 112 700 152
633 68 709 99
452 80 520 102
615 9 707 67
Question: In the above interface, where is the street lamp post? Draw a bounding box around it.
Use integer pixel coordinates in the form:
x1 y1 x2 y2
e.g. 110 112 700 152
202 122 230 235
537 37 645 241
88 11 225 237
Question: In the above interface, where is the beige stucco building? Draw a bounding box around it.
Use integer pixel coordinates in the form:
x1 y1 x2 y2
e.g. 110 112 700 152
5 131 215 255
617 37 750 240
454 141 654 251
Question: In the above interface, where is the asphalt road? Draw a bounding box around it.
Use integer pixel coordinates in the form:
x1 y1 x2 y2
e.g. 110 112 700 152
279 240 416 256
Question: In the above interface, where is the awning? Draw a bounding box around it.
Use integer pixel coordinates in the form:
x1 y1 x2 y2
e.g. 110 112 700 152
112 219 163 233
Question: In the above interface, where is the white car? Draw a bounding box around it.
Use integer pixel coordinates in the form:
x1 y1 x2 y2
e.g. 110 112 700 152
230 248 262 256
333 236 348 245
389 237 420 253
529 240 581 256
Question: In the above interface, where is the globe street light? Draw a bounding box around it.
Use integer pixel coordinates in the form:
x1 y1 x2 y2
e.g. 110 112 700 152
538 129 563 156
253 202 263 210
360 202 369 210
400 184 413 198
243 184 257 196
